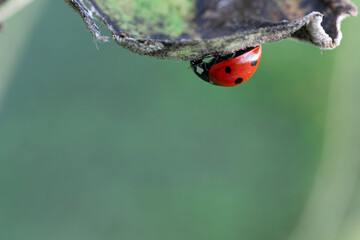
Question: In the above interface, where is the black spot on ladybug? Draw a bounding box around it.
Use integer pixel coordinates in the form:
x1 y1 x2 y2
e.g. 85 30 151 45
251 60 258 66
225 66 231 74
235 78 243 84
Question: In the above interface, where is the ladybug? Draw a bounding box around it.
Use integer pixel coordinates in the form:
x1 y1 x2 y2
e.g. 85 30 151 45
190 46 262 87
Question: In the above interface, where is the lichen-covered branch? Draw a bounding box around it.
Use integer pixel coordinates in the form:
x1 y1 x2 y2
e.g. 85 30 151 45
65 0 357 60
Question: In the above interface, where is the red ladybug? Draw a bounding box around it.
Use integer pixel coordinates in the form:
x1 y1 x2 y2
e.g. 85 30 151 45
190 46 262 87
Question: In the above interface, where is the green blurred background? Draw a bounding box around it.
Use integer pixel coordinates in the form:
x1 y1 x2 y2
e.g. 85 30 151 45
0 1 359 240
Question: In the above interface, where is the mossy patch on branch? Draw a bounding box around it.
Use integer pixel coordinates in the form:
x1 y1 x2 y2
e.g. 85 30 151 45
94 0 195 39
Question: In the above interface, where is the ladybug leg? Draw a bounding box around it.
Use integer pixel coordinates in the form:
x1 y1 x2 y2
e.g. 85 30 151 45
208 55 221 68
220 52 236 61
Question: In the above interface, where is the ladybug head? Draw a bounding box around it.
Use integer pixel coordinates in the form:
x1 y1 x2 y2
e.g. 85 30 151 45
190 60 210 83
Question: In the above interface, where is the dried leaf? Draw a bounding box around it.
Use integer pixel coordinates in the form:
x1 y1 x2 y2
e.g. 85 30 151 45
66 0 357 60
